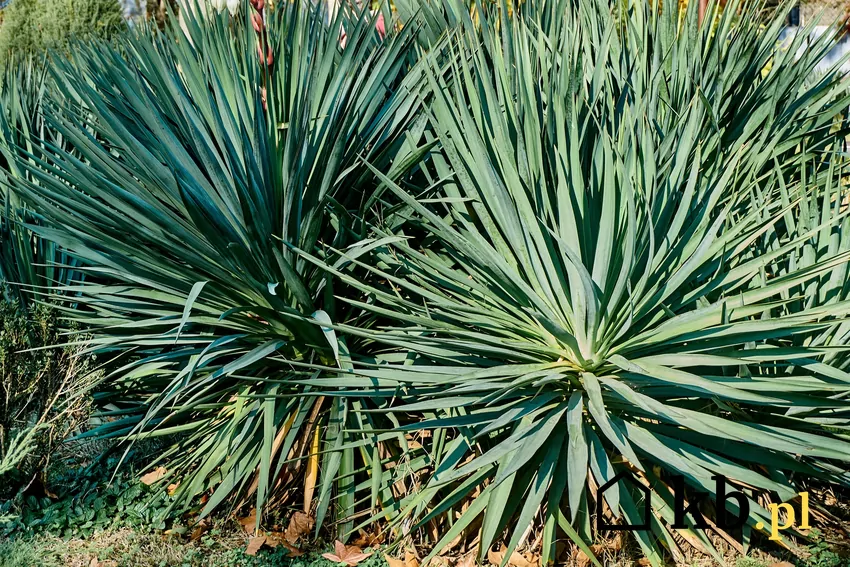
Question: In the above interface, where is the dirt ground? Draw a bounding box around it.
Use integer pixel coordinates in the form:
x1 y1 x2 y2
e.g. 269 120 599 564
802 0 849 25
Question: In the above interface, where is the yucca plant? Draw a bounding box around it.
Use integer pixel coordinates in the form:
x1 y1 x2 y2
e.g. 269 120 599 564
774 153 850 422
0 56 79 307
293 0 850 562
9 0 428 530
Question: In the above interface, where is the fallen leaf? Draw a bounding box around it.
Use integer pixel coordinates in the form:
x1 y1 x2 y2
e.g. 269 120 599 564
769 563 795 567
190 520 210 541
167 482 180 495
322 540 373 566
387 553 420 567
246 535 267 556
140 466 167 485
487 546 536 567
404 551 420 567
265 532 304 556
609 534 623 552
282 541 304 556
284 511 314 545
352 529 385 547
238 508 258 535
89 558 99 567
573 550 591 567
264 531 282 547
456 555 476 567
637 559 651 567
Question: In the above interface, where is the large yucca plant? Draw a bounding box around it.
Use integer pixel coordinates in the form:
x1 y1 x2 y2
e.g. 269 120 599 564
294 0 850 562
9 0 427 530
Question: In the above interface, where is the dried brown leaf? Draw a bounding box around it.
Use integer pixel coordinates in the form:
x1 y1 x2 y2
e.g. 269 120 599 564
140 466 167 485
609 534 623 552
265 532 304 556
284 511 314 545
190 520 210 541
352 530 385 547
282 542 304 557
405 551 420 567
487 546 536 567
322 540 373 566
573 550 591 567
238 509 258 535
387 552 420 567
246 536 266 556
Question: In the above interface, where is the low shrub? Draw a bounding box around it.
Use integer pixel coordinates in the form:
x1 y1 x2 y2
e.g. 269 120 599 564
0 0 124 65
0 299 90 498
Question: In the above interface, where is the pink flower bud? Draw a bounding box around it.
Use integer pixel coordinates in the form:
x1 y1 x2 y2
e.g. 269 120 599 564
375 12 385 38
252 12 263 32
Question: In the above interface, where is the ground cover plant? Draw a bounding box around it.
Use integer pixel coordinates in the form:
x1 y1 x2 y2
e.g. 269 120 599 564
4 0 850 565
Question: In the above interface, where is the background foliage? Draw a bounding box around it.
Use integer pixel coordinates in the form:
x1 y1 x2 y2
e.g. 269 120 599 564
0 0 124 66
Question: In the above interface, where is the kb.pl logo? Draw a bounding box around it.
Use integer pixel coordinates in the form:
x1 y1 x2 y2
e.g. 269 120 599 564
597 471 810 540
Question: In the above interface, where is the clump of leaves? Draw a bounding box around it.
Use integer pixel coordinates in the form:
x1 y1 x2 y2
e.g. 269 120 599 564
10 0 850 564
804 529 848 567
0 456 171 538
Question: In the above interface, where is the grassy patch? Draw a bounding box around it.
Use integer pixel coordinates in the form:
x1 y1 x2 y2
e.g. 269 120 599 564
0 529 395 567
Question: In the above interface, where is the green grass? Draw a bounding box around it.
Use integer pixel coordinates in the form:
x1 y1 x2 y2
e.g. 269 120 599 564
0 526 395 567
0 529 289 567
735 558 779 567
